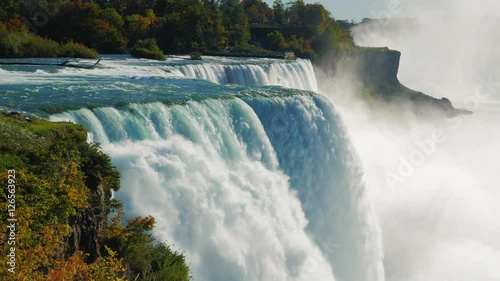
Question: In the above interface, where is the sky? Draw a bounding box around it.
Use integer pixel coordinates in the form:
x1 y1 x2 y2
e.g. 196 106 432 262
263 0 387 21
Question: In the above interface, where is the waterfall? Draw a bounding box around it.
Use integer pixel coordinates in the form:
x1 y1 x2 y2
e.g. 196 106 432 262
51 93 383 281
176 59 318 92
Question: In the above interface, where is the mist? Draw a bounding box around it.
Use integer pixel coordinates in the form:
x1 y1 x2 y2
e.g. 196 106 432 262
316 0 500 280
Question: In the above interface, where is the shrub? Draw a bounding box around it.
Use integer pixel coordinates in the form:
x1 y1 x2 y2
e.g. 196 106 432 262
130 38 165 61
232 43 268 54
22 34 60 57
190 51 202 60
149 243 191 281
266 30 287 51
59 41 98 59
0 27 99 58
0 27 59 58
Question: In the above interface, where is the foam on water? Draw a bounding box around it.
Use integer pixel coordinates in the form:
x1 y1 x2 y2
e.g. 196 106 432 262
1 56 384 281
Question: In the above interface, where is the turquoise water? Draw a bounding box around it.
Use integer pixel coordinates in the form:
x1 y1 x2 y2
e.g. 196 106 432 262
0 55 384 281
0 55 317 115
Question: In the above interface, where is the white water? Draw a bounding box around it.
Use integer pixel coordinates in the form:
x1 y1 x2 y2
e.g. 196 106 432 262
177 59 318 91
5 16 497 278
49 59 384 281
0 57 317 92
323 2 500 280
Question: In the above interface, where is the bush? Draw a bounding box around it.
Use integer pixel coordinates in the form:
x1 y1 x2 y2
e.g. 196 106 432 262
59 41 98 59
102 213 191 280
190 51 202 60
0 26 60 58
0 26 20 57
266 30 287 51
0 26 99 58
149 243 191 281
21 34 60 57
130 38 166 61
232 43 268 54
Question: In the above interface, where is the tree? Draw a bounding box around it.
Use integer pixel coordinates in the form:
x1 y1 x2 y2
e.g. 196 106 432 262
220 0 240 13
266 30 286 51
125 13 151 42
287 0 306 26
199 0 227 50
101 7 125 30
243 0 272 25
228 3 251 46
42 2 127 53
273 0 286 25
1 0 354 59
123 0 156 16
304 4 327 28
0 0 19 21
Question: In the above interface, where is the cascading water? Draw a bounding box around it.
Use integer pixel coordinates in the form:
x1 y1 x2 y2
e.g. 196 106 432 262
1 55 383 281
51 94 383 281
176 59 318 91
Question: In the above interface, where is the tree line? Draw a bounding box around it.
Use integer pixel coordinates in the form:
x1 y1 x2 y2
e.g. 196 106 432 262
0 0 354 59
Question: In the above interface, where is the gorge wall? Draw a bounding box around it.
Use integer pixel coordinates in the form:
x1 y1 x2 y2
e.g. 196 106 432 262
316 47 470 117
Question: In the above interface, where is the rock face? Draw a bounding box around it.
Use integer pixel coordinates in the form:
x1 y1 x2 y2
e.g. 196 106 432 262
60 184 109 262
317 47 471 117
356 48 401 86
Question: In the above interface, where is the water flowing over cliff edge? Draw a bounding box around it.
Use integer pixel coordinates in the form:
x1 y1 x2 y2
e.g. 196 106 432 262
2 56 385 281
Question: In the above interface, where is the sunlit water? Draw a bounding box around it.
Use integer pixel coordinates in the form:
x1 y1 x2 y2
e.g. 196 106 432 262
0 55 384 281
343 4 500 280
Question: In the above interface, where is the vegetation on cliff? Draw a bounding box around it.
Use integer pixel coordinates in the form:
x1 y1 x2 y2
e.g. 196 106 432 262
0 113 190 281
0 0 354 60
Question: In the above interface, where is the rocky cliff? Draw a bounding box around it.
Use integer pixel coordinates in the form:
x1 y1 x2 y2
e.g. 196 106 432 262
0 112 118 275
316 47 471 117
0 112 190 280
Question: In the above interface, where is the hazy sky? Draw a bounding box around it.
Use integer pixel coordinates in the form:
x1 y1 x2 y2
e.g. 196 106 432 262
263 0 387 21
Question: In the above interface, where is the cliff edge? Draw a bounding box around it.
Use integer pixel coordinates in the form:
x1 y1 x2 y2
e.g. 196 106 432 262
0 112 190 280
316 47 471 117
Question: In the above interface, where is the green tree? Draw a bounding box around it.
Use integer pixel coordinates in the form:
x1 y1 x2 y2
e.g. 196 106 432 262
42 1 127 53
273 0 286 25
228 3 251 46
1 0 354 59
220 0 240 13
125 13 152 42
287 0 306 26
243 0 272 25
199 0 227 50
304 4 327 29
101 7 125 30
0 0 19 21
266 30 286 51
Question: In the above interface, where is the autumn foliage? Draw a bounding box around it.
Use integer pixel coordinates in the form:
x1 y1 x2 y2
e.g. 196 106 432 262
0 0 354 60
0 114 190 281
